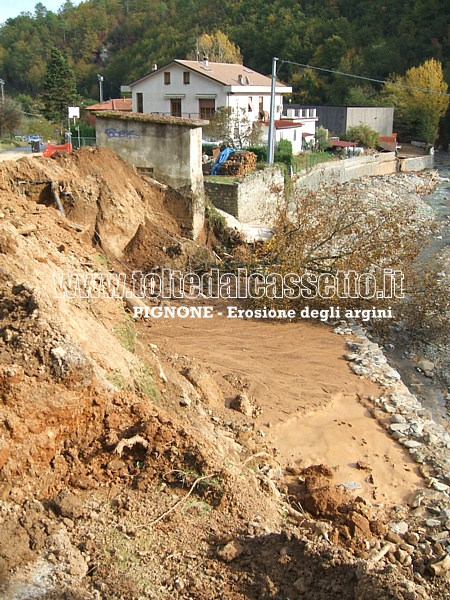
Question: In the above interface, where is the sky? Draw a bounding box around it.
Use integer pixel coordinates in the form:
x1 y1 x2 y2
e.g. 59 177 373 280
0 1 82 23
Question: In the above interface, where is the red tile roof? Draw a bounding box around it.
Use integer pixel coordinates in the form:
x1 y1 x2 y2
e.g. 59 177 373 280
86 98 132 112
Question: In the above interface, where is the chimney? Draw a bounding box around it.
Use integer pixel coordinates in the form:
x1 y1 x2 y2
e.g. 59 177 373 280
151 63 158 71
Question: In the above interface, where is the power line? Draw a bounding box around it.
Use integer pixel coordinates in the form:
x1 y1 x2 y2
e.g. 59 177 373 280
280 59 450 97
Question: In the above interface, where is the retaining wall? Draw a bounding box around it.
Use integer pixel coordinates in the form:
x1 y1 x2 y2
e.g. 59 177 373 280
204 167 284 222
398 155 434 172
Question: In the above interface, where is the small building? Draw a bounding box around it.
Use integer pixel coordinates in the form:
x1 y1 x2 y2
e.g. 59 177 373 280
95 111 207 239
284 105 394 137
261 109 318 153
124 58 292 125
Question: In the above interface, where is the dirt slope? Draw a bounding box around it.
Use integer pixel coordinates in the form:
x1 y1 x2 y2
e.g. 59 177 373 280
0 148 448 599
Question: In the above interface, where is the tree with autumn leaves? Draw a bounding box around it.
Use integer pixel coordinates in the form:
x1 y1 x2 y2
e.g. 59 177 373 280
383 59 449 144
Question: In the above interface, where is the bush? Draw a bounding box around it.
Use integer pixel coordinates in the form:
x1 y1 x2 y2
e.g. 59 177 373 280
343 124 379 149
247 145 267 162
275 139 293 167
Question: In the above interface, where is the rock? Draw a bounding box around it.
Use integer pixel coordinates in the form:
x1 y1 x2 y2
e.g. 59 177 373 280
417 359 435 373
229 393 253 417
217 540 244 562
106 459 126 472
432 480 449 492
391 414 407 424
426 519 442 528
390 423 410 433
53 489 84 520
356 460 371 471
404 531 420 546
402 440 422 449
389 521 409 535
429 554 450 576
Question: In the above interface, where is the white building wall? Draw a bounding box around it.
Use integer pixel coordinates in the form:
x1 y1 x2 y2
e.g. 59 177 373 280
131 63 286 124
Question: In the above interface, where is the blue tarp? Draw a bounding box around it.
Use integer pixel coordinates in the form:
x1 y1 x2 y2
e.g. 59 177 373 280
210 146 235 175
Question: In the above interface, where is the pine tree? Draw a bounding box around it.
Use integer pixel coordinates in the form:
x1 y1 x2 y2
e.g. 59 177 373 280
42 47 78 126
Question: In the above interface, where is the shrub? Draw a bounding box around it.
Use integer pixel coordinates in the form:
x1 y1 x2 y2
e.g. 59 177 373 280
343 124 379 148
275 139 293 167
247 145 267 162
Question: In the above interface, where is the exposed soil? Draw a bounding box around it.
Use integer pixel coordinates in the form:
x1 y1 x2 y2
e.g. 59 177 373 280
0 147 448 599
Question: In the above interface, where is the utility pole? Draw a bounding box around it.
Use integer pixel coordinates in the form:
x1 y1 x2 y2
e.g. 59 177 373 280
97 74 104 103
267 57 278 165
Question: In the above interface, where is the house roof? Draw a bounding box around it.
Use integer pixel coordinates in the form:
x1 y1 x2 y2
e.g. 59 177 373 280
86 98 132 112
129 60 290 90
330 140 357 148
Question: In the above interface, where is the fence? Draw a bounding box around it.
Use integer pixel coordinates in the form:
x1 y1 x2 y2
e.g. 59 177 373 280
71 137 97 150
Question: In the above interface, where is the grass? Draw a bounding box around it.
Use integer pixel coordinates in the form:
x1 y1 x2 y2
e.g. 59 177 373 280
292 151 336 172
106 362 158 401
106 369 129 390
113 314 136 353
132 363 158 400
93 252 109 268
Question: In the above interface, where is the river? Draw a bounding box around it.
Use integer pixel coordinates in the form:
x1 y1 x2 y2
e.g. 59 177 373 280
384 150 450 427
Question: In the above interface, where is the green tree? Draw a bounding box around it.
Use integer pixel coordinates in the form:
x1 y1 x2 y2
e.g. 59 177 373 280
314 126 331 151
0 97 23 138
382 59 449 143
42 47 78 128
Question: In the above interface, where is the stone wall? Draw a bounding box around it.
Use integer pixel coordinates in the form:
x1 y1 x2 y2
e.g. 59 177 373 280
95 111 207 239
204 167 284 222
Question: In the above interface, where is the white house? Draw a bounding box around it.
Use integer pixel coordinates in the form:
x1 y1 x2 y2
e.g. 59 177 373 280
126 59 292 126
261 108 318 154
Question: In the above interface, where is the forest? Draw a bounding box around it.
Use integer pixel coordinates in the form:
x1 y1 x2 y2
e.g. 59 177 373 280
0 0 449 139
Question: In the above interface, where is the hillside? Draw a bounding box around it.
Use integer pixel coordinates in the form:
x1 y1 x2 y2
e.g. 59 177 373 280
1 0 449 107
0 147 450 598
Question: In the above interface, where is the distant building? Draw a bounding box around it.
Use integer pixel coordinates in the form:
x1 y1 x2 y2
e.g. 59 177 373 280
284 105 394 137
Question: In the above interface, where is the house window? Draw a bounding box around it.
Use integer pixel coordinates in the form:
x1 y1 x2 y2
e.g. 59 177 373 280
248 97 253 112
136 92 143 113
170 99 182 117
183 71 190 85
258 96 264 120
199 99 215 119
164 72 171 85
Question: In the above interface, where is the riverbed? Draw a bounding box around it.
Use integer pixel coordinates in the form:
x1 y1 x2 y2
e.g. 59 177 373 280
384 150 450 427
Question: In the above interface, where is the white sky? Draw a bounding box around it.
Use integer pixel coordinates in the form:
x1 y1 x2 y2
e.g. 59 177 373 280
0 1 82 24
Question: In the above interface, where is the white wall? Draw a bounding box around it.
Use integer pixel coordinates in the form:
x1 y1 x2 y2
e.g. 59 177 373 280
131 63 285 124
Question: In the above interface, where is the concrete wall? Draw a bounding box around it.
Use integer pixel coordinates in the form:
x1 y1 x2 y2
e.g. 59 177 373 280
285 105 394 137
206 152 435 223
95 111 207 239
398 155 435 172
347 107 394 136
293 153 398 192
205 166 284 222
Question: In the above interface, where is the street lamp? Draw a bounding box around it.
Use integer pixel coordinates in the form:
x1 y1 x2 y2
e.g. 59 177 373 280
97 74 104 103
0 79 5 107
